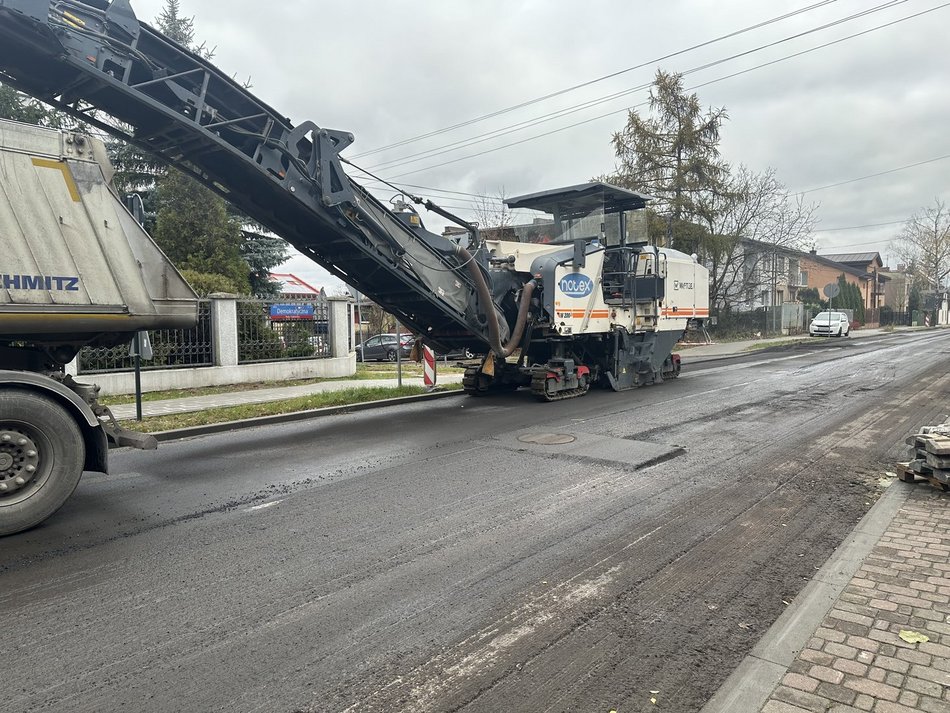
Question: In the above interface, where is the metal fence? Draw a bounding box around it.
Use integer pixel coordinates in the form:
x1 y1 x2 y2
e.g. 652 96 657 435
237 298 331 364
698 307 916 342
875 309 913 327
700 307 778 340
77 300 214 374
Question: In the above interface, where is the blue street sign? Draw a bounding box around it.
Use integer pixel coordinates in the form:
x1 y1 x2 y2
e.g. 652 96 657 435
270 303 315 320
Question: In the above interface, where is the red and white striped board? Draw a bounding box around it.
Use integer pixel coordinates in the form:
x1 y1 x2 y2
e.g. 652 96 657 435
423 345 437 389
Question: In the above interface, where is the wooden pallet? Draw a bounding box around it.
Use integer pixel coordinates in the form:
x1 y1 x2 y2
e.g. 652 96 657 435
896 461 950 492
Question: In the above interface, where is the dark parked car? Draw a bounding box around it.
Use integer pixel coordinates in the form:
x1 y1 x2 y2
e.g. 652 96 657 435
356 333 413 362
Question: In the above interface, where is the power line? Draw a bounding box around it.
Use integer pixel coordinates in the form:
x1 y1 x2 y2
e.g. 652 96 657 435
353 149 948 250
816 219 907 231
368 0 909 174
380 1 945 180
361 181 487 199
344 5 944 204
797 154 950 194
821 237 898 248
353 150 946 236
351 0 842 159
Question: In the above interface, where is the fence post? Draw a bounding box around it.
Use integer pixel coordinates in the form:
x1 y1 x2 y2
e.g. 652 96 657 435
328 296 353 358
210 293 239 367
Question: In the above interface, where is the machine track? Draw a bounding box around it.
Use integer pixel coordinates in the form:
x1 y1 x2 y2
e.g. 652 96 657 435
462 367 489 396
530 370 591 401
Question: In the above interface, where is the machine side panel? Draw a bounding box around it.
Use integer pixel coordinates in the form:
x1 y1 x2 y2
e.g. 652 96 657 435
659 250 710 324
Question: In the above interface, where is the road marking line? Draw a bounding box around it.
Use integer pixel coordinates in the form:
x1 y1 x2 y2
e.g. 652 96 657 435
245 500 281 512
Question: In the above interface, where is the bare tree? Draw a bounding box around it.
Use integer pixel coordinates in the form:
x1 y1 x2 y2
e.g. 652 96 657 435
472 187 514 239
698 166 817 310
892 198 950 291
360 302 397 336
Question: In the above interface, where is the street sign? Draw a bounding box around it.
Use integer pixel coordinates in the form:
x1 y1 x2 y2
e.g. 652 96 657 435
269 303 315 320
128 331 153 360
823 283 840 299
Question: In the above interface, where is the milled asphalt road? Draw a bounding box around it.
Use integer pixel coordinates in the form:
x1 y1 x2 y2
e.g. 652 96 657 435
2 331 949 713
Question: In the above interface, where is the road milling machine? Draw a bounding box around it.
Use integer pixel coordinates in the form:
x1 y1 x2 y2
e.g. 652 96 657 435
0 0 708 535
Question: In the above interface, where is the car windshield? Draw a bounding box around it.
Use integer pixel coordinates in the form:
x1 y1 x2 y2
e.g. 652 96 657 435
814 312 847 321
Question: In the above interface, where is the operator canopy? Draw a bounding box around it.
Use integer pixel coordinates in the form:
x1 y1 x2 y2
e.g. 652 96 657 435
504 182 653 247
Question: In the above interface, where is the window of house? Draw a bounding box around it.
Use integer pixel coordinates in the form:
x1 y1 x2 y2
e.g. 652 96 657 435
800 270 808 286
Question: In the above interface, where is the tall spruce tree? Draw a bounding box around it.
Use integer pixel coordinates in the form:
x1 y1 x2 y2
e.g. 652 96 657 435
153 168 249 294
610 70 729 249
0 84 76 128
157 0 195 45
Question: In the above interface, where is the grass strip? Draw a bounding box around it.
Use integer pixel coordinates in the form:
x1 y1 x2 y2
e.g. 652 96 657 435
119 384 462 433
101 362 465 406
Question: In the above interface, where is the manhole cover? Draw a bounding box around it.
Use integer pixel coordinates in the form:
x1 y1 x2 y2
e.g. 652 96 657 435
517 433 577 445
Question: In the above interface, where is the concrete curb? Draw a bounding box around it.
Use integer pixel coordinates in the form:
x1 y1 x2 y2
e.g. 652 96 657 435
700 481 910 713
682 330 900 364
144 389 465 443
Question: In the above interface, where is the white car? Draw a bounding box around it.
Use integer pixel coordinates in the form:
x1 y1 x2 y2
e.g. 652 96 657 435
809 311 850 337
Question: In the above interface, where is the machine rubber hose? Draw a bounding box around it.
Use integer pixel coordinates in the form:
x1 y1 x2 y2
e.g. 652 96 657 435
503 279 536 357
455 245 535 358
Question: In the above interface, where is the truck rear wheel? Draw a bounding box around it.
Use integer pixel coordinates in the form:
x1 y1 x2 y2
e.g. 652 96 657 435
0 390 85 536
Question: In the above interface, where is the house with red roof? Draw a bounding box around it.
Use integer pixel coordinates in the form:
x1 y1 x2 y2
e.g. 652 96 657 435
268 273 326 299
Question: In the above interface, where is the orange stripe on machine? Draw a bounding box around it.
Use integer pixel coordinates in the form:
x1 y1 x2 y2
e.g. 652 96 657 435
570 310 609 318
661 309 709 316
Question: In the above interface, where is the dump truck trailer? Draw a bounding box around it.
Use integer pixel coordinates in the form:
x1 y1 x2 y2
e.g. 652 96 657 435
0 118 197 535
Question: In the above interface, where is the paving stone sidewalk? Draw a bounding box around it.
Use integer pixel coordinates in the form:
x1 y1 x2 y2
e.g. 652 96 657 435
761 485 950 713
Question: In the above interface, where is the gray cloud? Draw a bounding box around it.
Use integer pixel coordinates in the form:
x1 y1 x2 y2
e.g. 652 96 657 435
132 0 949 282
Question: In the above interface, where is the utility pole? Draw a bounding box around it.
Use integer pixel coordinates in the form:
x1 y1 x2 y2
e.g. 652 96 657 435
770 248 778 335
395 321 403 388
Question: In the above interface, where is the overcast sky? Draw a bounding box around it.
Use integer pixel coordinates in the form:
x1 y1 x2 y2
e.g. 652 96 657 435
132 0 950 291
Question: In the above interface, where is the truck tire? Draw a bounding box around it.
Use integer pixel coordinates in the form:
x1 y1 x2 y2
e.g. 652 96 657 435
0 390 85 536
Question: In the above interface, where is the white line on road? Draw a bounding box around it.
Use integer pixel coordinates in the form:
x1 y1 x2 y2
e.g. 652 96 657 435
245 500 281 513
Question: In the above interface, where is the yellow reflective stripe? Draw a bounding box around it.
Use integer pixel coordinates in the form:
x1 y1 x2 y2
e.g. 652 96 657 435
31 158 81 202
